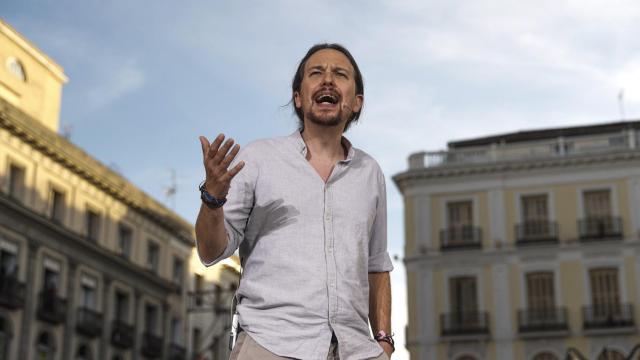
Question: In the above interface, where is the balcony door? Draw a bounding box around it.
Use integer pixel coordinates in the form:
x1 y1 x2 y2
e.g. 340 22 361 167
450 276 478 325
589 268 620 316
526 272 555 310
583 190 612 218
521 194 549 237
446 201 473 244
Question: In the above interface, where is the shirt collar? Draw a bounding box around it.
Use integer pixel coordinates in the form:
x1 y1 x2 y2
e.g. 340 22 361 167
289 131 355 164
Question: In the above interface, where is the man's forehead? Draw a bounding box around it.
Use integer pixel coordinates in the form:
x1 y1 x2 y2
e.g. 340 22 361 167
305 49 354 71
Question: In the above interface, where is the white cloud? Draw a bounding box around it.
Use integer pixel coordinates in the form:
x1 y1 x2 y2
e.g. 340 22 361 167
86 58 145 110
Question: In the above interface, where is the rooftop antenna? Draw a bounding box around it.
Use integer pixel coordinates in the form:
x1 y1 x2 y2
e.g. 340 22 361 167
164 169 177 210
618 88 626 121
62 123 73 140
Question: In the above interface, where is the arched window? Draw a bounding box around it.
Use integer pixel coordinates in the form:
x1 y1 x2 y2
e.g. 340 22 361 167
0 316 10 360
76 344 92 360
35 331 55 360
597 350 625 360
534 352 559 360
6 57 26 82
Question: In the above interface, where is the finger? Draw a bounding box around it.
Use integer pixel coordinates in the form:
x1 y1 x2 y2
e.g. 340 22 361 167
213 138 235 163
208 133 225 159
220 144 241 168
199 136 210 159
225 161 245 180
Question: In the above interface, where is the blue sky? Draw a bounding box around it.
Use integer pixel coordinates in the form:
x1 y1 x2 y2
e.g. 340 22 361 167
4 1 640 358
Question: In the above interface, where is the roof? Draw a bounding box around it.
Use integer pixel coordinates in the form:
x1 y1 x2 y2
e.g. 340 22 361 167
448 120 640 149
0 97 194 245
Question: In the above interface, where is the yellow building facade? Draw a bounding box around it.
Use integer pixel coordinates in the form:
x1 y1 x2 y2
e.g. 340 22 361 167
394 122 640 360
0 19 239 360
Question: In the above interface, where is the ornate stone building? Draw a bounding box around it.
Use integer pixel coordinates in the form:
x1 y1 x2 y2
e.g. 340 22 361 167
394 120 640 359
0 18 238 360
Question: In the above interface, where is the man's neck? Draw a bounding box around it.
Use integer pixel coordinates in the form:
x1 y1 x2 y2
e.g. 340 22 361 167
300 121 347 162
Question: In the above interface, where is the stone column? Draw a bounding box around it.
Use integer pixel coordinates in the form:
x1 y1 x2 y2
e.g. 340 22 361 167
163 301 171 360
99 275 112 360
18 241 39 360
62 259 78 360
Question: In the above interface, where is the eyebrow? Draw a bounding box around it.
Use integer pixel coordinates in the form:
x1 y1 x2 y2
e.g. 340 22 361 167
307 65 351 73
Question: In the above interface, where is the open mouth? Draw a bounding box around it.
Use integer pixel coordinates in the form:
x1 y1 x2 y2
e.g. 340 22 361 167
314 92 339 105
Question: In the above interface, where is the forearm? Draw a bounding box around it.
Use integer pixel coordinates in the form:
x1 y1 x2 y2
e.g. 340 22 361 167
194 203 228 264
368 271 391 334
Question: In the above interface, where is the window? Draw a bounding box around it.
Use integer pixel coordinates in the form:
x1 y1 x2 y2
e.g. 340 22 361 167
42 267 60 293
7 164 25 201
147 241 159 273
171 317 182 344
118 225 132 259
590 268 620 311
49 189 66 223
583 189 612 218
75 344 92 360
194 274 204 306
522 194 548 222
172 257 184 284
0 247 18 278
0 316 10 360
80 276 97 309
449 276 478 318
85 209 100 242
526 272 555 310
36 331 55 360
6 58 26 81
444 200 476 246
144 304 158 334
192 328 201 358
114 291 129 322
447 201 473 228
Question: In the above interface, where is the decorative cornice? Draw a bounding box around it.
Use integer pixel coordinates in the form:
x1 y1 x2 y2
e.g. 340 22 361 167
0 97 194 246
393 149 640 193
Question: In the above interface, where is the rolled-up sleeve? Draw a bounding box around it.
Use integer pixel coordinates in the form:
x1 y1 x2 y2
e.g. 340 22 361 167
368 168 393 273
197 145 258 267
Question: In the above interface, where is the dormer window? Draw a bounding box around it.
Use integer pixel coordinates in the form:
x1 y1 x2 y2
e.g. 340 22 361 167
6 57 26 82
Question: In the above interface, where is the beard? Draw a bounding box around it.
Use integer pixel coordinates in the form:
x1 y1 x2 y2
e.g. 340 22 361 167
304 105 348 128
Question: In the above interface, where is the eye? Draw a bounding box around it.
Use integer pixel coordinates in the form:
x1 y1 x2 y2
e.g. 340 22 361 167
309 70 322 76
337 72 348 78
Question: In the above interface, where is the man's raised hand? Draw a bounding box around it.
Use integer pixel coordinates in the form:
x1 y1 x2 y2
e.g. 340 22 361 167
199 134 245 199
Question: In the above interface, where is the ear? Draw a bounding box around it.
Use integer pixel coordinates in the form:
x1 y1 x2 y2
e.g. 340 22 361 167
352 94 364 113
294 91 302 109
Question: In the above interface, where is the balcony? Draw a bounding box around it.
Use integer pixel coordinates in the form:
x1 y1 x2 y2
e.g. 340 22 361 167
168 343 187 360
578 216 623 241
111 320 134 349
141 332 163 358
440 226 482 251
76 307 103 338
37 290 67 325
0 275 26 309
515 221 559 246
440 311 490 340
583 304 635 335
518 307 569 338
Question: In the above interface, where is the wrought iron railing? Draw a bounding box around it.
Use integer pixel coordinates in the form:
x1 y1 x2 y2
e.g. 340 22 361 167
440 311 490 336
582 303 634 329
518 307 568 333
578 216 623 241
516 221 559 245
440 226 483 251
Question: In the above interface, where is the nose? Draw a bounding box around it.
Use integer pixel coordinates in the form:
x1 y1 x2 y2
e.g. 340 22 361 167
322 71 335 86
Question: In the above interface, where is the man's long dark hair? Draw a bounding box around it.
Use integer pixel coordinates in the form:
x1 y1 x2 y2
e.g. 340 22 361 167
291 43 364 132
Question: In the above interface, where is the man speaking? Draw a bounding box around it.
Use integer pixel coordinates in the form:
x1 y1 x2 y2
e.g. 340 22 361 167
196 43 394 360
